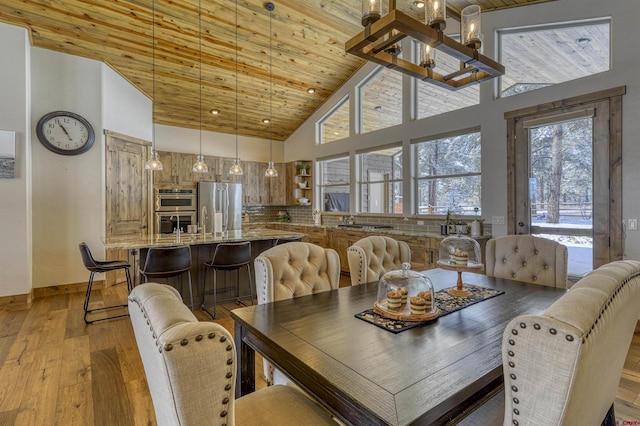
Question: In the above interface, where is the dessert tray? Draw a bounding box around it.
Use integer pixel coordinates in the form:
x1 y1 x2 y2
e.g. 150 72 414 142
373 299 440 322
437 260 485 297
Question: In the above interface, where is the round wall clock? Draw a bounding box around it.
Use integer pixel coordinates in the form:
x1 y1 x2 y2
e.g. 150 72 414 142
36 111 95 156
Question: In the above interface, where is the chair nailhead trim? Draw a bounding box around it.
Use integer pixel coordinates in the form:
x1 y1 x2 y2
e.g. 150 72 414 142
220 336 227 342
226 372 232 378
164 343 173 351
509 361 515 368
566 335 574 342
208 333 216 339
508 350 514 357
180 339 188 346
511 329 518 335
511 385 518 392
510 373 516 380
226 358 233 365
220 410 228 418
534 324 541 330
222 397 229 404
226 344 232 351
549 328 557 335
513 398 519 404
519 323 526 328
196 335 203 341
508 339 515 346
513 421 519 426
225 384 231 391
514 409 520 415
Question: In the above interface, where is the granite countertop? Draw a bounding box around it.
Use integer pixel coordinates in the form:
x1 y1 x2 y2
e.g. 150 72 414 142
251 222 490 240
102 229 306 250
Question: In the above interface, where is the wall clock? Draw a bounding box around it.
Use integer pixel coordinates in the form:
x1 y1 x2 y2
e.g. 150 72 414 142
36 111 95 156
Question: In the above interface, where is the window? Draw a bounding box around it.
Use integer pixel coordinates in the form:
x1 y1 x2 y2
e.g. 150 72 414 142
499 20 610 97
414 40 479 119
357 145 403 214
415 130 481 216
318 156 350 212
319 96 349 144
360 67 402 134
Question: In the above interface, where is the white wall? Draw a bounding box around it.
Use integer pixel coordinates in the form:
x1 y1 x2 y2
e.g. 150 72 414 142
0 23 31 298
285 0 640 259
155 124 283 163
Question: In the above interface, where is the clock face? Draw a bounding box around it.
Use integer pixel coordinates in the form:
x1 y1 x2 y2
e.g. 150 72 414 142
36 111 95 155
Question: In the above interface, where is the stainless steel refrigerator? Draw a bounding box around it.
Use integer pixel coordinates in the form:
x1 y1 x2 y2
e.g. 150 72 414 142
197 182 242 233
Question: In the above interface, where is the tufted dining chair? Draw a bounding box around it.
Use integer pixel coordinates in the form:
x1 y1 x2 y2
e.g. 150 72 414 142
347 235 411 286
254 242 340 385
128 283 336 426
458 260 640 426
485 235 568 288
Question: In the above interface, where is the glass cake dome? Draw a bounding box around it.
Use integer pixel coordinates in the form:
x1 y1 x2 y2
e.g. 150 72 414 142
374 263 438 320
438 234 482 268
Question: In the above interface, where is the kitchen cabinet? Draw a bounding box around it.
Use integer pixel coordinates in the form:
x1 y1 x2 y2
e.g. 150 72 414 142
242 161 286 205
153 151 196 188
272 224 327 246
220 157 243 183
327 229 365 274
286 160 312 206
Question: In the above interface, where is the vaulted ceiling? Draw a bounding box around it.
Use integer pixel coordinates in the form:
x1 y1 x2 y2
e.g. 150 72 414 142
0 0 555 141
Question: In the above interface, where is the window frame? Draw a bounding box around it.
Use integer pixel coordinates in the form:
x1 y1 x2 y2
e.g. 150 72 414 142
356 143 403 215
317 95 350 144
317 154 351 213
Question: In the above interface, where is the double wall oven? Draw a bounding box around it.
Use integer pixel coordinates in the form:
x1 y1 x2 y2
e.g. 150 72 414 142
154 188 196 234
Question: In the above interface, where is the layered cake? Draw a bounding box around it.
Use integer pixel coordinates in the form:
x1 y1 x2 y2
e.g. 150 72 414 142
387 290 402 309
416 291 433 309
409 296 428 315
450 248 469 266
399 287 408 304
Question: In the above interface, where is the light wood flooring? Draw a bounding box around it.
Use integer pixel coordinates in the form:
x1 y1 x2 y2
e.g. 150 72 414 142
1 281 640 425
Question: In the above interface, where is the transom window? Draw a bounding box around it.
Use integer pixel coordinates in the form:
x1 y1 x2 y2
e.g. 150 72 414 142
318 96 349 144
318 156 350 212
499 19 611 98
415 130 481 216
359 67 402 134
357 145 403 214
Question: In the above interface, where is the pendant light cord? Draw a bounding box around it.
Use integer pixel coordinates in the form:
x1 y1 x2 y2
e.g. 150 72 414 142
235 0 239 161
152 0 155 152
199 0 203 157
269 5 273 162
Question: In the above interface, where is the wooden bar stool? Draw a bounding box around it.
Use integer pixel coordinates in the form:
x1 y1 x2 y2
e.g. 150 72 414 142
79 242 133 324
201 242 254 319
139 246 194 311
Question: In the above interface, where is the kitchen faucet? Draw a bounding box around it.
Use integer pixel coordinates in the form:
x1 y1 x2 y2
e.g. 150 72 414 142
170 214 181 242
201 206 208 236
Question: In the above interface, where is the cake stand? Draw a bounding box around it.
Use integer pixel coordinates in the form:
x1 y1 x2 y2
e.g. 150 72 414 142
437 260 485 297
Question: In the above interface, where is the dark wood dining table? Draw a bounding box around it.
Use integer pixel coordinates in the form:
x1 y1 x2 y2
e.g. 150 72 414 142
231 268 567 425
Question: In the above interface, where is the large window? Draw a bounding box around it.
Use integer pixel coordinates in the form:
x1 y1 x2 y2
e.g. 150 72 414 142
318 156 350 212
319 96 349 144
415 130 481 216
357 145 403 214
360 67 402 134
414 40 479 120
499 20 610 97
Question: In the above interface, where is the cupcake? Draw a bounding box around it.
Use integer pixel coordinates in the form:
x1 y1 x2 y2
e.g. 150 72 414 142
410 296 427 315
416 291 433 309
399 287 408 304
450 248 469 266
387 290 402 309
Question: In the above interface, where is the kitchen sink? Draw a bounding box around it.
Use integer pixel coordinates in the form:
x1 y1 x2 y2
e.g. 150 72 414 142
337 224 393 229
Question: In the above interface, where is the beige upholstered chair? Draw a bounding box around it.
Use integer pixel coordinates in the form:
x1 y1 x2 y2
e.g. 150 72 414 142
128 283 336 426
459 260 640 426
347 235 411 286
254 242 340 385
485 235 568 288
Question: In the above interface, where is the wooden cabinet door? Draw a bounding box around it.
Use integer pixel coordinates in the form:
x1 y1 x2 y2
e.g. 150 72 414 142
328 229 363 273
242 162 262 204
174 153 196 187
195 155 219 182
220 157 243 183
153 150 174 185
268 163 286 205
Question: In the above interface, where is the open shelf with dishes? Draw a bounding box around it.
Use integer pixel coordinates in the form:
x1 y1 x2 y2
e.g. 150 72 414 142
286 160 312 206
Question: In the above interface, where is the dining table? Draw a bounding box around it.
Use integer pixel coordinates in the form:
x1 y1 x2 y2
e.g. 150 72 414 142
231 268 567 425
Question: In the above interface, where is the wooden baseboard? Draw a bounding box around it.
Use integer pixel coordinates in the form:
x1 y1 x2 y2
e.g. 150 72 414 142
33 280 101 299
0 290 32 306
635 320 640 334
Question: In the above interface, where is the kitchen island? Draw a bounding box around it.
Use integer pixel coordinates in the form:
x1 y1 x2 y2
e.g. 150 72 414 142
103 228 306 307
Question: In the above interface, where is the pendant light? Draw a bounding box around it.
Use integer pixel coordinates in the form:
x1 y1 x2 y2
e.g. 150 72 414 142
192 0 209 173
264 2 278 178
145 0 163 171
229 0 243 175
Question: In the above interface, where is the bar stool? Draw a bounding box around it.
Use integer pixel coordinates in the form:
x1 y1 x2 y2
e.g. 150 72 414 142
273 236 303 246
201 241 254 319
79 242 133 324
139 246 194 311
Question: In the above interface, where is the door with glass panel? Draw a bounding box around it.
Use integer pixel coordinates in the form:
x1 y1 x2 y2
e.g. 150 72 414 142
511 97 622 278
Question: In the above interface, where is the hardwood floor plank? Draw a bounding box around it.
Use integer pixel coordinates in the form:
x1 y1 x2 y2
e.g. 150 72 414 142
125 378 156 426
56 382 93 424
59 335 91 388
0 365 29 412
90 348 133 426
0 409 18 425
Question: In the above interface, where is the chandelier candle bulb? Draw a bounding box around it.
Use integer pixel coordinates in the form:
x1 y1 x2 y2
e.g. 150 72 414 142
461 5 482 49
362 0 382 26
426 0 446 31
420 44 436 68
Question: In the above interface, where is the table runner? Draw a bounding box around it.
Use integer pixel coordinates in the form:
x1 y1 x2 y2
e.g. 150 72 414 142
354 284 505 333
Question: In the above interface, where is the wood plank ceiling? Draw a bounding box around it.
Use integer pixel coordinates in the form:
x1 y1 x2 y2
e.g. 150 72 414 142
0 0 555 142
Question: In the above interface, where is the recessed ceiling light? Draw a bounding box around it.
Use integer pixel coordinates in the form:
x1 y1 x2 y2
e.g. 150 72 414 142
576 37 591 44
210 109 220 115
307 87 316 94
413 1 425 8
262 118 270 124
